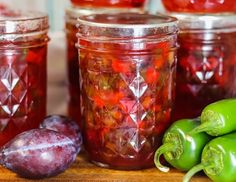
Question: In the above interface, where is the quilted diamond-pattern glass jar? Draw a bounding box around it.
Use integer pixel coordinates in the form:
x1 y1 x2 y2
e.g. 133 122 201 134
77 13 178 169
171 13 236 121
0 9 49 146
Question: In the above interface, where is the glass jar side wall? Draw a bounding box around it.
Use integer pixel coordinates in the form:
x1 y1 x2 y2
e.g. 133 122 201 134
172 31 236 121
79 38 177 169
0 44 47 146
66 21 81 127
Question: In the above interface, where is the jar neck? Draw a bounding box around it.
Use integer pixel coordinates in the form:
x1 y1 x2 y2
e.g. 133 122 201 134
0 30 49 48
78 34 177 53
178 30 236 43
65 6 144 25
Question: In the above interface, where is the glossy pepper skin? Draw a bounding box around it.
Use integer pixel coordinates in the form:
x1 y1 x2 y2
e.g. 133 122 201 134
190 98 236 136
183 132 236 182
154 118 211 172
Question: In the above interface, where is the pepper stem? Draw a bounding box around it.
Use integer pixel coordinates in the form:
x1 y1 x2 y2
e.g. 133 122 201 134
182 163 204 182
154 142 175 172
188 121 214 135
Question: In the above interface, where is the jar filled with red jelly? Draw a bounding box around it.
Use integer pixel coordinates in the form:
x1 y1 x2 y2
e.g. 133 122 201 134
171 13 236 121
0 10 49 146
162 0 236 13
77 13 178 169
65 7 90 128
70 0 147 9
65 7 144 127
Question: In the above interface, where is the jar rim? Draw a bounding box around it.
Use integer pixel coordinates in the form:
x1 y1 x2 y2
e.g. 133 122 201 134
77 13 178 29
65 6 100 18
65 6 142 25
0 10 49 34
171 13 236 32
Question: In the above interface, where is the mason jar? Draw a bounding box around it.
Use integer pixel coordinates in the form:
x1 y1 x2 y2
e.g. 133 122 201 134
77 13 178 169
171 13 236 121
0 9 49 146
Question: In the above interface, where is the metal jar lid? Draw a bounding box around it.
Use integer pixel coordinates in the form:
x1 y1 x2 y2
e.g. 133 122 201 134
77 13 178 39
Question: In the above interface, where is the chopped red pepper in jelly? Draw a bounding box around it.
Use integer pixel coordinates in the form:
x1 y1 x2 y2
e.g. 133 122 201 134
79 41 176 169
162 0 236 13
70 0 146 8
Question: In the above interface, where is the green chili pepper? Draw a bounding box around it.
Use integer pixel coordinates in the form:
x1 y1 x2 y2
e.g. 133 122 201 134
183 132 236 182
154 118 211 172
190 98 236 136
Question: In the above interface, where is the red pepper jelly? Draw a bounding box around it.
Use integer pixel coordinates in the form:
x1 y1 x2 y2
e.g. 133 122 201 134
65 7 85 127
172 13 236 121
0 10 49 146
162 0 236 13
77 13 178 169
65 7 144 127
70 0 146 8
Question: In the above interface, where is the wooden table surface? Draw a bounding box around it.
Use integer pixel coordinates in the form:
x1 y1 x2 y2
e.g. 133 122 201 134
0 33 211 182
0 151 211 182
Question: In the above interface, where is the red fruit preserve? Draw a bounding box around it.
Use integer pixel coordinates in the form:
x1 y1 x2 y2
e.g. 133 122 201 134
65 7 82 127
171 13 236 121
65 7 144 127
162 0 236 13
77 13 178 169
0 10 49 146
70 0 146 8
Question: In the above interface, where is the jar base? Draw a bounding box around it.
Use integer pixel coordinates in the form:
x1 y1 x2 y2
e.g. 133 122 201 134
91 160 110 168
91 159 154 170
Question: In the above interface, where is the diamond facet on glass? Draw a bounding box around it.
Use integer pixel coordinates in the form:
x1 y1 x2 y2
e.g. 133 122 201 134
129 102 147 123
129 74 147 98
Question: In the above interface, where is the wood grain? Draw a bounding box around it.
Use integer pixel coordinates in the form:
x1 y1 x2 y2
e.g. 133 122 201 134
0 34 211 182
0 151 211 182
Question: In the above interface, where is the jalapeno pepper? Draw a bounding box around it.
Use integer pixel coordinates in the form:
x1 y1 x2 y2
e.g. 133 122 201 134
183 132 236 182
190 98 236 136
154 118 211 172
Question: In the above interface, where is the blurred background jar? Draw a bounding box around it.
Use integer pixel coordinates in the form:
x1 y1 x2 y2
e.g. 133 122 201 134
70 0 147 9
162 0 236 13
65 0 149 127
77 13 178 169
0 7 49 146
171 13 236 121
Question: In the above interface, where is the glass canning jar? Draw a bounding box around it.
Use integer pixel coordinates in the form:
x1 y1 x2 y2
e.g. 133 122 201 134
162 0 236 13
65 7 144 127
171 13 236 121
77 13 178 169
0 9 49 146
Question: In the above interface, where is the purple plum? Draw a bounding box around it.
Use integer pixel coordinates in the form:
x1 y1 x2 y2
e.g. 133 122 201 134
0 129 77 179
40 115 82 153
